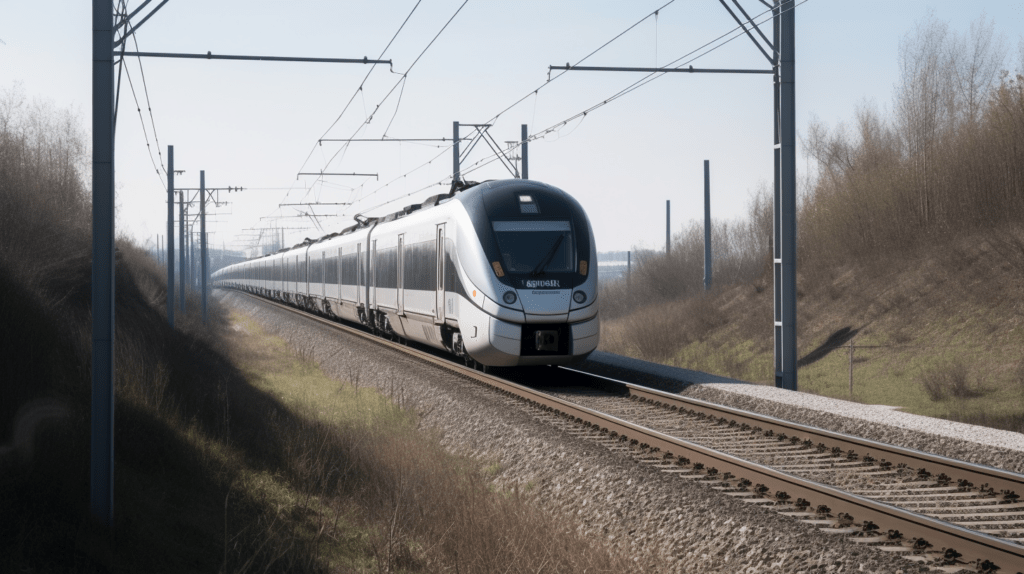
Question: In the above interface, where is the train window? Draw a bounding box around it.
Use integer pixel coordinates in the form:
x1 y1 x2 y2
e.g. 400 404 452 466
492 220 574 274
402 240 436 291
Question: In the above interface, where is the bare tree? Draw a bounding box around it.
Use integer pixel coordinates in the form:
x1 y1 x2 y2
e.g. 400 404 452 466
947 14 1007 125
1018 37 1024 76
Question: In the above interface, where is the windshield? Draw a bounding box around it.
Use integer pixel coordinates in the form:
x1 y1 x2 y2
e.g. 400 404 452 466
492 220 574 274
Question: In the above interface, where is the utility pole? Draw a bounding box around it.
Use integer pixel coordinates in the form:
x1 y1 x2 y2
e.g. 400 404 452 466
775 0 798 391
200 171 208 323
89 0 392 525
179 189 185 312
166 145 174 327
666 200 671 254
90 0 115 527
453 121 461 183
549 0 797 389
187 223 193 290
521 124 529 179
704 160 712 291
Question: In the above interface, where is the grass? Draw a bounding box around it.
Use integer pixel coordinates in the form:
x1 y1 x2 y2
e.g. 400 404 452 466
1 89 635 573
600 233 1024 432
223 312 636 573
597 17 1024 434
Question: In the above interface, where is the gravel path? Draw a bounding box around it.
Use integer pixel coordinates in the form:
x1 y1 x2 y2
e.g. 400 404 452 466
223 292 932 574
574 352 1024 474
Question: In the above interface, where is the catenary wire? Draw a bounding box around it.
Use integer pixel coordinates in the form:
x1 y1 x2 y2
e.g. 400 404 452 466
267 1 661 243
340 1 679 215
121 57 164 186
289 0 425 192
306 0 471 193
349 0 808 218
129 29 166 174
264 1 796 247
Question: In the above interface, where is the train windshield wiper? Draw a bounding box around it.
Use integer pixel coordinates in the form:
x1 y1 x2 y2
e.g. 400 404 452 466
530 235 564 276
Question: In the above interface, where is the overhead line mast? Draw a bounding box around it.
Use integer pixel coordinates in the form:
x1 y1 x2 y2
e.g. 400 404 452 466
549 0 798 391
91 0 396 526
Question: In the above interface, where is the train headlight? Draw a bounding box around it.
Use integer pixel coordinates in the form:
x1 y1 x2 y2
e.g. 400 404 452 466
503 291 518 305
572 291 587 304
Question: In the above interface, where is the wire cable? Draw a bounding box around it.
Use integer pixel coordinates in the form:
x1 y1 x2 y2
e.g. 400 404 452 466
290 0 424 183
121 59 164 186
350 0 809 218
529 0 808 141
341 1 677 215
308 0 471 188
130 30 166 174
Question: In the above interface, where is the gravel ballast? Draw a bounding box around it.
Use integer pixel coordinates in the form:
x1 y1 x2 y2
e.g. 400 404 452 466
222 292 937 573
575 351 1024 474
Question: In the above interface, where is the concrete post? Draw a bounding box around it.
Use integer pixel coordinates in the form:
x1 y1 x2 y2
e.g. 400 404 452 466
90 0 115 526
166 146 174 327
521 124 529 179
704 159 712 291
200 171 208 323
453 121 460 183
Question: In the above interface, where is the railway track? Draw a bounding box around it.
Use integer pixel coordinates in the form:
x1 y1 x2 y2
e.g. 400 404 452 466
233 290 1024 573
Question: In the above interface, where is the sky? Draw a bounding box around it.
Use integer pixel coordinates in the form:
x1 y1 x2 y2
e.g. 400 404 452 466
2 1 1023 254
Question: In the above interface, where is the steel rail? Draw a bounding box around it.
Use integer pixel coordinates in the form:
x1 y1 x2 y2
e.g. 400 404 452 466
229 289 1024 572
562 366 1024 497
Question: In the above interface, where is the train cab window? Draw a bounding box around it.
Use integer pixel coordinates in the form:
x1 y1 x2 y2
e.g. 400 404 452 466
492 220 573 274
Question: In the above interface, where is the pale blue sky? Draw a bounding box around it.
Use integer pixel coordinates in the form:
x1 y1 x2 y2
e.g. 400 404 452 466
2 1 1023 252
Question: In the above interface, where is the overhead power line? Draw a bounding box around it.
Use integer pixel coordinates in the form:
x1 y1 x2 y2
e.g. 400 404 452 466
301 0 471 197
348 0 809 219
341 1 678 216
265 0 468 232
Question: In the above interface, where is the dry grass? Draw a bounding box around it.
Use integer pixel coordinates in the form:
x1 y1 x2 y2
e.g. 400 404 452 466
598 15 1024 432
226 313 634 573
0 89 634 573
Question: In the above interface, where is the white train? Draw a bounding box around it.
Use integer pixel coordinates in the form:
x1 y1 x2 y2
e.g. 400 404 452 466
213 179 599 367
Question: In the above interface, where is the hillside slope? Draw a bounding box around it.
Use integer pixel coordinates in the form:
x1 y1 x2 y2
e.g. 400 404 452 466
600 225 1024 430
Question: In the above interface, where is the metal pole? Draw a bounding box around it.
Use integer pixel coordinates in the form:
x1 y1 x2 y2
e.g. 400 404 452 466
166 146 174 327
200 171 207 323
627 250 631 286
704 159 712 291
521 124 529 179
849 338 854 397
666 200 671 254
774 0 797 390
178 190 185 312
453 121 460 183
90 0 115 526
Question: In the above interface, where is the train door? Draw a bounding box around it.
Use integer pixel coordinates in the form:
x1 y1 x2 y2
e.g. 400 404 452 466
321 251 326 297
435 224 445 324
301 254 307 297
397 234 405 315
356 243 362 307
371 240 377 309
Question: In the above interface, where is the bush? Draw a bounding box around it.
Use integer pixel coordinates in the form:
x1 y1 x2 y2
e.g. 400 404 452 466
919 360 986 402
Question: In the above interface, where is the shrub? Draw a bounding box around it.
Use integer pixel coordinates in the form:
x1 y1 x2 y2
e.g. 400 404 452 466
919 360 986 401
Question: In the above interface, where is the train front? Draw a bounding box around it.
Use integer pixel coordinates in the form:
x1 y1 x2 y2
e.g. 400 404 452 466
453 180 599 367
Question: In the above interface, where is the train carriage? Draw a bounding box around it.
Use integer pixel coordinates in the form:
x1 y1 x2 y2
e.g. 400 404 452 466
213 179 599 367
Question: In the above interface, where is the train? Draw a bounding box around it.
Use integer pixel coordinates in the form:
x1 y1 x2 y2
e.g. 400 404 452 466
212 179 599 368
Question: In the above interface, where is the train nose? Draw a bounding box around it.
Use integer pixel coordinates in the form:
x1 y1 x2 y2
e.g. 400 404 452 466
516 288 571 320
